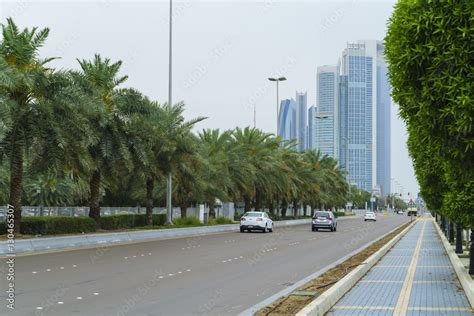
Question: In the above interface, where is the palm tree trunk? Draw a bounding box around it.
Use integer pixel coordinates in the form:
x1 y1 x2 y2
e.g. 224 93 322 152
146 177 154 226
293 199 299 217
208 202 216 219
9 143 23 234
180 204 187 218
281 198 288 217
244 195 251 212
255 188 262 211
89 170 101 225
268 200 274 214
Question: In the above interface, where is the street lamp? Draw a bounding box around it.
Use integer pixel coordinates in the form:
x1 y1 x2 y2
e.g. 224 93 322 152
165 0 173 225
268 76 287 134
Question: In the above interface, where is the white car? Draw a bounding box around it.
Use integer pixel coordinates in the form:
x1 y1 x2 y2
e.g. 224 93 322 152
240 212 273 233
364 211 377 221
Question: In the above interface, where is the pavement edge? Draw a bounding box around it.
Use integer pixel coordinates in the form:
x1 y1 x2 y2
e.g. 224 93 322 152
295 219 417 316
433 219 474 307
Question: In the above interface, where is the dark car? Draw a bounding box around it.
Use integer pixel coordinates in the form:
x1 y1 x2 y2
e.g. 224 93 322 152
311 211 337 232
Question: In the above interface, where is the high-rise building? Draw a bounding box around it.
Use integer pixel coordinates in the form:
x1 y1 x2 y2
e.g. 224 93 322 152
316 65 339 159
339 43 373 192
278 98 297 143
296 91 308 151
307 105 317 150
359 40 391 196
338 74 348 168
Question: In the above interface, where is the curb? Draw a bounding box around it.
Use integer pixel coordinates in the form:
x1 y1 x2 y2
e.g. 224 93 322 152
238 218 411 316
295 220 417 316
434 220 474 307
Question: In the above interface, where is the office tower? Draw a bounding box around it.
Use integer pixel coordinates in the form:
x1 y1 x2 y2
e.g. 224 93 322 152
277 98 297 143
338 74 348 168
359 40 391 196
339 42 373 192
296 91 307 151
307 105 317 150
316 65 339 159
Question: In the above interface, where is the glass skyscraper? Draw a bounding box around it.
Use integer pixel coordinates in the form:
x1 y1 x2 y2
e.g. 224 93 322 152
339 43 373 192
316 65 339 159
307 105 317 150
278 98 297 143
296 92 307 152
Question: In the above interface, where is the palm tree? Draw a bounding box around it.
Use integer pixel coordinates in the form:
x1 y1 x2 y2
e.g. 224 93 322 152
76 55 141 225
0 19 92 232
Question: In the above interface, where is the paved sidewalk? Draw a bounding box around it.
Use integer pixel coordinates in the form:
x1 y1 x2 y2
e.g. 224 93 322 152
328 218 473 315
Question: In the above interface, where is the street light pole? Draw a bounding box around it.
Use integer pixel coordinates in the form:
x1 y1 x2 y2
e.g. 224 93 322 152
165 0 173 225
268 77 287 134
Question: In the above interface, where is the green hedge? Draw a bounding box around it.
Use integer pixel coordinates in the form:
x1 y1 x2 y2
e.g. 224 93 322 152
99 214 167 230
0 216 97 235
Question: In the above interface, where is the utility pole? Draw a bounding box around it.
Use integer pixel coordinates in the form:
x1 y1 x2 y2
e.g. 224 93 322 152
165 0 173 225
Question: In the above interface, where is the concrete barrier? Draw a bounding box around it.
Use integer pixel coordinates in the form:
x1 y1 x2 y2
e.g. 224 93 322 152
0 218 323 256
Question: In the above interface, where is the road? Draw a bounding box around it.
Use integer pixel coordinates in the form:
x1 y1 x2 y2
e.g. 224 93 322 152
1 214 409 316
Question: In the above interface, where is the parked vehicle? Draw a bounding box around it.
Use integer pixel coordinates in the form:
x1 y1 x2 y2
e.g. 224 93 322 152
240 212 273 233
364 211 377 221
311 211 337 232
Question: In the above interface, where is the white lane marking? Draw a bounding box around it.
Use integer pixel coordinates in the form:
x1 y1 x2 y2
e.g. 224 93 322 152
60 267 65 270
239 256 243 259
234 257 238 260
93 292 99 296
72 265 77 268
76 297 82 300
178 271 182 274
36 307 43 310
57 301 64 305
141 254 145 257
46 269 51 272
186 269 191 272
148 253 152 255
132 255 137 258
124 257 128 259
182 248 185 250
168 273 174 276
159 276 164 279
32 271 37 274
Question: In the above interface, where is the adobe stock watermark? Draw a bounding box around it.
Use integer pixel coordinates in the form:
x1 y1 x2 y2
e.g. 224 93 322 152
197 289 223 315
318 0 359 34
181 38 236 90
5 204 15 310
240 55 297 113
34 285 69 316
115 268 164 316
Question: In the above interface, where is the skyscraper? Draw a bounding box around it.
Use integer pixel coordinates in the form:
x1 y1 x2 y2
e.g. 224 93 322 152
296 91 307 151
316 65 339 159
339 43 373 192
307 105 317 150
278 98 297 143
359 40 391 196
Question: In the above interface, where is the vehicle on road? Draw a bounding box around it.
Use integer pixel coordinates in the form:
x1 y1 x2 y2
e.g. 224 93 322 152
312 211 337 232
364 211 377 221
240 212 273 233
397 210 404 215
407 206 418 216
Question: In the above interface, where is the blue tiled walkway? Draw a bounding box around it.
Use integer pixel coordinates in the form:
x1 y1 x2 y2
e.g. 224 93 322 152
328 217 473 315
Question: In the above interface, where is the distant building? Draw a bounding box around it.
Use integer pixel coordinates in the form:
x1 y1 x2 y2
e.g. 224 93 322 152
339 42 373 192
359 40 391 196
307 105 317 150
278 98 297 143
316 65 339 159
296 91 308 151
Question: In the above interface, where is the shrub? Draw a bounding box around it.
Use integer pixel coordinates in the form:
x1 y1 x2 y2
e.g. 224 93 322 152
333 212 346 217
99 214 167 230
17 216 96 235
268 213 281 221
209 216 234 225
173 216 202 227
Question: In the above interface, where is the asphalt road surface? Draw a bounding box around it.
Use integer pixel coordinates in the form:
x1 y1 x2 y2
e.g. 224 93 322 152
1 214 409 316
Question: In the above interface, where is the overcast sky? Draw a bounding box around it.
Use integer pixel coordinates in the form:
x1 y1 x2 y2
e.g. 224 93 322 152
0 0 420 198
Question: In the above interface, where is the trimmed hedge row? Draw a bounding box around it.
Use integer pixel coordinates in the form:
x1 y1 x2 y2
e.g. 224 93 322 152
0 216 96 235
0 214 168 235
99 214 167 230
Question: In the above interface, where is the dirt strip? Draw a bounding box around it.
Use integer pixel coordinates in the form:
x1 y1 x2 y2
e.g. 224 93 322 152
255 221 412 316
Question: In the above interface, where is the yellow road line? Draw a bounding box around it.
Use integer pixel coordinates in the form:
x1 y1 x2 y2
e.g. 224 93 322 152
393 221 426 316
